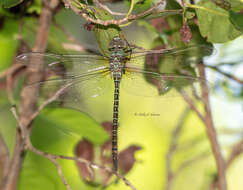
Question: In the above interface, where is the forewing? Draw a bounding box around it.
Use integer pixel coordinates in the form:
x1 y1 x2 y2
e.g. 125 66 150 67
126 45 213 74
16 53 111 107
16 53 109 78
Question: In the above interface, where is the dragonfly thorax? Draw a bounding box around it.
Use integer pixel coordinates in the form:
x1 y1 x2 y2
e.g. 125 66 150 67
109 36 129 60
108 36 127 51
109 36 130 79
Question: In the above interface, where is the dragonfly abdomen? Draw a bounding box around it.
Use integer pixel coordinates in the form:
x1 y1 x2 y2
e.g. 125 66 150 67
112 76 121 171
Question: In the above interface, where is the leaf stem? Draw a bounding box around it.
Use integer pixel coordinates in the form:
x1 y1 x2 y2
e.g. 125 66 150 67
126 0 135 17
186 3 228 17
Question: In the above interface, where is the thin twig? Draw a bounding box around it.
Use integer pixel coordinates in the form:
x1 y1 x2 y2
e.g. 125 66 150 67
226 140 243 169
0 64 25 80
205 65 243 84
11 105 72 190
165 108 190 190
93 0 126 16
198 63 227 190
180 91 205 123
64 0 166 26
27 83 73 127
51 158 71 190
1 63 25 104
10 105 137 190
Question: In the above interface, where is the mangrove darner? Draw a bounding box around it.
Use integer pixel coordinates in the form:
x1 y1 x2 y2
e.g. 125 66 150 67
17 36 212 172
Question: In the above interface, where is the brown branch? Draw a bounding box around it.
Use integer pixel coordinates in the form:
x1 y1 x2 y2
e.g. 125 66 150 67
1 1 60 190
205 65 243 84
63 0 169 26
29 148 137 190
0 64 25 80
226 140 243 168
0 64 26 103
11 106 71 190
209 139 243 190
10 82 78 189
165 108 190 190
26 83 73 128
180 91 205 122
198 63 227 190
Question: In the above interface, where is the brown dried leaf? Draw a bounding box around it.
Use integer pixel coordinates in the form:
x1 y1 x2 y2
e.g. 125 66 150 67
118 145 142 174
75 139 94 182
100 121 113 164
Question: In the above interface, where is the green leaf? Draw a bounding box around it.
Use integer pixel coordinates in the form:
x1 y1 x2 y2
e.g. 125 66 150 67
31 108 109 154
195 0 242 43
165 0 210 46
19 108 109 189
137 20 158 34
0 18 19 71
0 101 16 156
18 151 68 190
165 0 184 47
185 11 195 19
0 0 23 8
27 0 42 14
127 0 154 13
18 151 90 190
229 10 243 32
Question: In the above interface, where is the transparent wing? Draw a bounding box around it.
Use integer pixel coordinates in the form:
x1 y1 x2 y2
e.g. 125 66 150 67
16 53 109 78
16 53 113 109
121 45 213 98
126 45 214 73
16 52 112 100
121 68 211 98
23 68 112 107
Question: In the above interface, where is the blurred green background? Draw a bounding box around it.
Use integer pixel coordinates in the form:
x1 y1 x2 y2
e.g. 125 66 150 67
0 0 243 190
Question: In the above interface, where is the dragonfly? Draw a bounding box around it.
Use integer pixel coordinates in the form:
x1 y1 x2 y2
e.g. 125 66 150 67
16 36 212 172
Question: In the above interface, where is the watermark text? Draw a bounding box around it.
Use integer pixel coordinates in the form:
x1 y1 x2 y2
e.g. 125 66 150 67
134 112 161 117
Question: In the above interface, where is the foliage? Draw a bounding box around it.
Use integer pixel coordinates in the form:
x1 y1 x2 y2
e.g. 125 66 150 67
0 0 23 8
0 0 243 190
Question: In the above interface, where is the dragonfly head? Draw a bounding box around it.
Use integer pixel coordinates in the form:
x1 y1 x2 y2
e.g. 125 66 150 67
109 36 127 52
